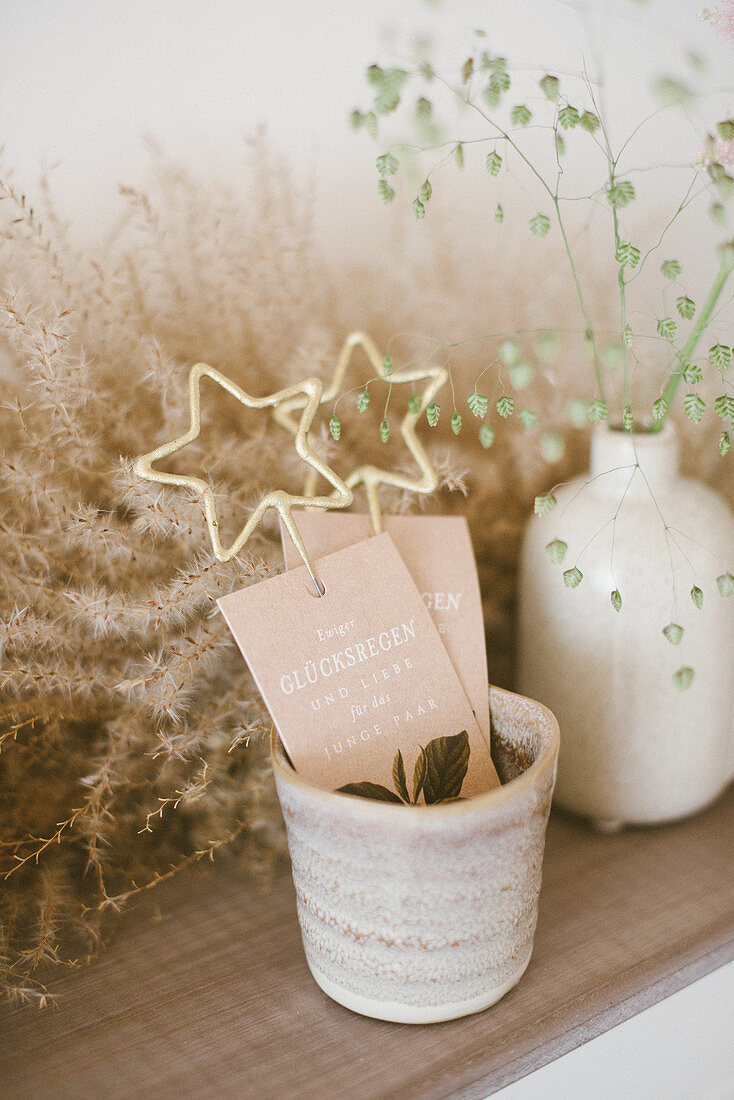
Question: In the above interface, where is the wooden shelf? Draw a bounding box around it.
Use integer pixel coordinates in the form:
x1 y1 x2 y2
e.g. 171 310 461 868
3 785 734 1099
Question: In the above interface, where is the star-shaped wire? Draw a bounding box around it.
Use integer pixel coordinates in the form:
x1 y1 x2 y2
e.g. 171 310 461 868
134 363 353 592
273 331 448 534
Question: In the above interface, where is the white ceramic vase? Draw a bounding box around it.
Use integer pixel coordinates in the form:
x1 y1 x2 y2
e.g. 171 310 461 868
518 424 734 830
272 685 559 1024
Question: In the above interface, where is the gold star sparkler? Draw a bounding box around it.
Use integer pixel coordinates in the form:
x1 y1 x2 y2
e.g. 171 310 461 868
273 331 448 534
134 363 353 594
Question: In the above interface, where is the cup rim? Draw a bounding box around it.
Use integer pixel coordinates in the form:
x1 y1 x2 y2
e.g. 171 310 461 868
270 683 560 818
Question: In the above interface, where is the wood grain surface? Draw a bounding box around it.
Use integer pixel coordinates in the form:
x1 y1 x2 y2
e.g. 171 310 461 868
3 785 733 1100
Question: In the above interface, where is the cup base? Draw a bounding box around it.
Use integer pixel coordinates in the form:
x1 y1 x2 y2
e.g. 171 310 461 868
305 946 533 1025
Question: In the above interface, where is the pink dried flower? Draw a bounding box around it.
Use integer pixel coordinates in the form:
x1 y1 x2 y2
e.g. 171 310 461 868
700 3 734 41
696 137 734 169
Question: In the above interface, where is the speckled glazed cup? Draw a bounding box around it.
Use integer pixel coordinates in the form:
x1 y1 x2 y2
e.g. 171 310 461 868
271 685 560 1024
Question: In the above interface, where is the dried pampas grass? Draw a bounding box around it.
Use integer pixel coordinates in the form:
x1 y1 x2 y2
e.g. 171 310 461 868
0 137 324 1006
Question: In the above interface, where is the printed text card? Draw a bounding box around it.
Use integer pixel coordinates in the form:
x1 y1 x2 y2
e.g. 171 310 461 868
218 534 498 800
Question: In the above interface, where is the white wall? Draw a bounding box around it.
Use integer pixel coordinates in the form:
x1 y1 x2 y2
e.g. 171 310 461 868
1 0 730 263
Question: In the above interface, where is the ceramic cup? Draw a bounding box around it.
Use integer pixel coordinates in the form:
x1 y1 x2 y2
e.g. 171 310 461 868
271 685 560 1024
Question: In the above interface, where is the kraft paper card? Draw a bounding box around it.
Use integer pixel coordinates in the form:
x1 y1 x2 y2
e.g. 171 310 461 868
281 512 491 749
218 533 499 800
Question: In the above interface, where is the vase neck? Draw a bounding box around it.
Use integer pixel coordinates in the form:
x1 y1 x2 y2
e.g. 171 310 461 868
589 425 679 495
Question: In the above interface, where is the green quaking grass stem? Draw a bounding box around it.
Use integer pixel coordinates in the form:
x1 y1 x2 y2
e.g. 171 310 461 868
654 251 733 429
